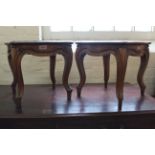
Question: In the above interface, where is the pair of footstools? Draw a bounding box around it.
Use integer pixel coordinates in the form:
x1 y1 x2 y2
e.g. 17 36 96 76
6 41 150 110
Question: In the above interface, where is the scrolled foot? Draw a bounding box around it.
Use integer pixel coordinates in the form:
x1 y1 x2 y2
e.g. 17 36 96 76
77 87 81 98
141 87 145 97
52 83 56 90
11 83 16 97
67 89 72 101
118 99 123 111
104 82 108 89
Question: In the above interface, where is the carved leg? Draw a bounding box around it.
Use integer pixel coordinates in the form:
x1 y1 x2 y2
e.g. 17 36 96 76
115 48 128 111
15 52 24 103
103 54 110 89
50 55 56 89
75 48 86 98
137 48 149 96
9 47 18 97
62 47 73 101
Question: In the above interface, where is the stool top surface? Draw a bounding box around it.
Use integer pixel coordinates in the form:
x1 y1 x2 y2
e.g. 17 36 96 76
75 40 151 45
5 40 73 45
5 40 151 46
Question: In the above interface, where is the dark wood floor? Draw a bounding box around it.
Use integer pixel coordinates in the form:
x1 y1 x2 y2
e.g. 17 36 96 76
1 83 155 128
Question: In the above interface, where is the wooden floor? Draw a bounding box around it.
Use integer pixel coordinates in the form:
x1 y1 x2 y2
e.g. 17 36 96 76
1 83 155 128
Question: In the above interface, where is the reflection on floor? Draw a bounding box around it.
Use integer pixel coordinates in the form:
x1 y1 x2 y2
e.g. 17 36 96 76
0 84 155 128
0 83 155 115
